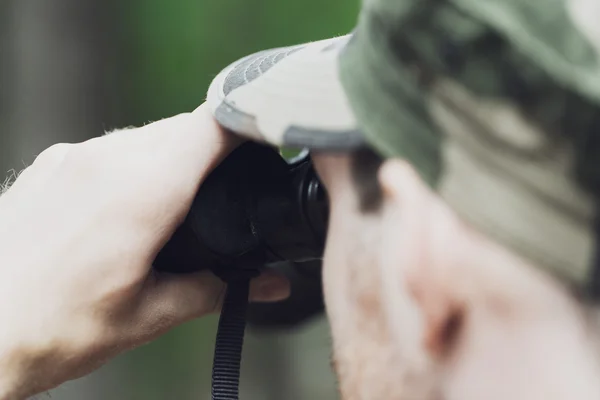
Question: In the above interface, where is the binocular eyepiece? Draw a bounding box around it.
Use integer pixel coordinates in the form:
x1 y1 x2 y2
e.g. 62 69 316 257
153 142 328 281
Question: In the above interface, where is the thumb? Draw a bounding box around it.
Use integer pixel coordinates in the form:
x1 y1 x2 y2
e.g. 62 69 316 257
136 270 290 336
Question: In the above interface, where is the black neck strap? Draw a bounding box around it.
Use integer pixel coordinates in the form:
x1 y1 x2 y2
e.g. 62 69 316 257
211 278 251 400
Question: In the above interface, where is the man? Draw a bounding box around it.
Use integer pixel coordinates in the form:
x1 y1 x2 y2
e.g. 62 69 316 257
1 0 600 400
205 0 600 398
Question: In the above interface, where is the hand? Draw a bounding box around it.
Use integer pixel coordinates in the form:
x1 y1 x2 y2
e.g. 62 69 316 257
0 104 290 400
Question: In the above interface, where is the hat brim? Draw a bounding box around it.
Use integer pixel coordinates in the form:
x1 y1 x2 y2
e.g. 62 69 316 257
206 35 365 150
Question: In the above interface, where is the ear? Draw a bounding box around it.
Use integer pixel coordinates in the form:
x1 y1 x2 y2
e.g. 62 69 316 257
377 159 468 360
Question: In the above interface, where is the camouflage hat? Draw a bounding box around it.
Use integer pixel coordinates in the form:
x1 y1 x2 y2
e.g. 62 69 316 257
206 0 600 295
206 35 362 150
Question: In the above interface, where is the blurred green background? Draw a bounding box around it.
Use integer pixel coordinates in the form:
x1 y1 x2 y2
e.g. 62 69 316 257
0 1 359 399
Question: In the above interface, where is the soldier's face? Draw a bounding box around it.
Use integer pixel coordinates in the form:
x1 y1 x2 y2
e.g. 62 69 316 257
311 152 600 400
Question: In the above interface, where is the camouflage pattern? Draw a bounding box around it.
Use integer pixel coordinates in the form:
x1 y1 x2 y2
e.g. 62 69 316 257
207 0 600 293
340 0 600 292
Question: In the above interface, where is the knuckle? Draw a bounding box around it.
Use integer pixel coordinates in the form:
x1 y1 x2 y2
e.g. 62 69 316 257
58 141 105 178
34 143 73 166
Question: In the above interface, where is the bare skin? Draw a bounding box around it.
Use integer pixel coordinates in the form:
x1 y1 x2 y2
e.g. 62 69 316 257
0 104 290 400
2 107 600 400
312 152 600 400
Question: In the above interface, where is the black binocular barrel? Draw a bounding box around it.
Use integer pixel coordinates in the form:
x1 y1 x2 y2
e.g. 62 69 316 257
153 142 328 278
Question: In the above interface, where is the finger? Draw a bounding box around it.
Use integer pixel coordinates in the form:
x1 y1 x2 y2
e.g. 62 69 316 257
248 269 291 303
115 103 242 181
101 104 243 225
1 143 74 195
32 143 74 168
136 270 290 336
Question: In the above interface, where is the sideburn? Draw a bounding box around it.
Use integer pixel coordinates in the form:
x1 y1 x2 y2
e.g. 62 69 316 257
350 147 385 213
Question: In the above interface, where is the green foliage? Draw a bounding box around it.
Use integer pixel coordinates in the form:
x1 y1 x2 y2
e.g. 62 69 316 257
120 0 359 125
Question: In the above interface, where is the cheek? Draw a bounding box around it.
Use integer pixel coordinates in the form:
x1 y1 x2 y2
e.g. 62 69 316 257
320 203 356 324
321 226 354 343
322 252 394 399
321 218 432 399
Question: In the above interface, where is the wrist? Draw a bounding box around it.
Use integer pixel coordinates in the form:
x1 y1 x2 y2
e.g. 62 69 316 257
0 345 25 400
0 336 48 400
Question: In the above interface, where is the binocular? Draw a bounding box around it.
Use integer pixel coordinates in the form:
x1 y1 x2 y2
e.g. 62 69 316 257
153 142 328 327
